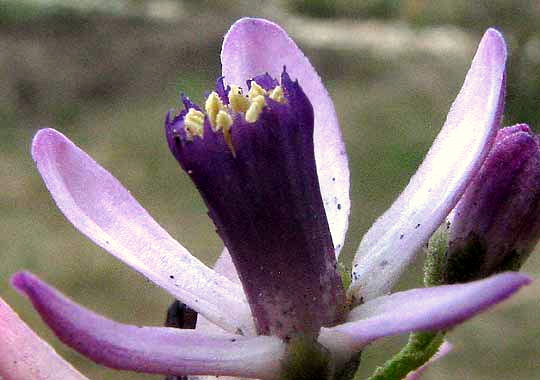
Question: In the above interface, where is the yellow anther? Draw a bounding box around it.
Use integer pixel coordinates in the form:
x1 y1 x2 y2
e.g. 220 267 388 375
205 92 226 130
245 95 266 123
248 81 266 100
228 85 249 113
215 109 233 132
184 108 205 139
269 86 285 103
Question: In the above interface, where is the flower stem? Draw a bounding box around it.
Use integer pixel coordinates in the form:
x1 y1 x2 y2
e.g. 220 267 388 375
365 331 444 380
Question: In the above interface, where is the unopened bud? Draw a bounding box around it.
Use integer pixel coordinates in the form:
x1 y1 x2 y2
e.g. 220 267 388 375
427 124 540 284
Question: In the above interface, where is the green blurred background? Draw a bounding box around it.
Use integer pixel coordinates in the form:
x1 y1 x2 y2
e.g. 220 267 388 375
1 0 539 379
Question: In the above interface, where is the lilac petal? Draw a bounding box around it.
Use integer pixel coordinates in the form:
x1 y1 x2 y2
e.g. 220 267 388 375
214 248 241 284
351 28 507 301
31 128 254 334
13 272 285 379
405 341 453 380
194 249 243 337
0 297 88 380
319 273 528 363
221 17 350 256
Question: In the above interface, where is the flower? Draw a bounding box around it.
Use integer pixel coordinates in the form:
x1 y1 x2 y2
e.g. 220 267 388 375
3 18 532 379
432 124 540 284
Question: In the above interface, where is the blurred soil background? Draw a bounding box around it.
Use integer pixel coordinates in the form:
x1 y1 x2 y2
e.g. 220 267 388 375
1 0 540 379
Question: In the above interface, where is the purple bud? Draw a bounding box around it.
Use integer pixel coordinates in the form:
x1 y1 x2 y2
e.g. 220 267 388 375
443 124 540 283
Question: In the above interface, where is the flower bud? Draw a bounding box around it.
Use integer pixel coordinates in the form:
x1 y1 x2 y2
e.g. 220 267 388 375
433 124 540 284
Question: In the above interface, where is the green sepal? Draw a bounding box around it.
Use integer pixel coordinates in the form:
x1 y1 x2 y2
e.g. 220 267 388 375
423 223 449 286
282 336 334 380
336 352 362 380
364 331 444 380
338 260 352 291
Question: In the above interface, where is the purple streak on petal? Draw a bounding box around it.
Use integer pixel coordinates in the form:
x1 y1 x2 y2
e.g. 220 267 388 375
0 297 88 380
351 28 507 301
31 128 254 335
319 273 529 362
405 341 453 380
222 18 350 257
166 70 345 339
12 272 285 380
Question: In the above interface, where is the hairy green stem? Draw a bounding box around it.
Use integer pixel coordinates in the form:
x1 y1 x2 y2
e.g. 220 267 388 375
364 331 444 380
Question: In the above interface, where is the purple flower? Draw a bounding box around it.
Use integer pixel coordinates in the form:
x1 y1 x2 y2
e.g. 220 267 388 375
3 18 532 379
441 124 540 283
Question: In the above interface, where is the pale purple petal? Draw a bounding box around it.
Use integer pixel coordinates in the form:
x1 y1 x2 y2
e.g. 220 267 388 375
214 248 241 284
195 249 242 336
13 272 285 379
31 128 254 334
319 273 528 363
405 341 453 380
221 17 350 256
0 297 88 380
351 28 507 301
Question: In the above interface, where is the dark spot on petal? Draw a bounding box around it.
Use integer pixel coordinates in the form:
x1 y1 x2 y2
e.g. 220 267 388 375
337 203 342 210
230 338 237 342
380 260 388 267
415 223 421 229
169 275 174 279
332 177 336 181
400 234 404 239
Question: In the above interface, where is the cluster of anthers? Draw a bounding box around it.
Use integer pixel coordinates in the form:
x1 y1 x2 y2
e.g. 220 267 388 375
181 79 286 154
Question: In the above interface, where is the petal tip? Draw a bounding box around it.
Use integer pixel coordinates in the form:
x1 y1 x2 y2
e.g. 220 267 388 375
31 128 64 162
503 272 532 287
223 18 286 59
477 27 507 66
11 271 33 295
229 17 276 29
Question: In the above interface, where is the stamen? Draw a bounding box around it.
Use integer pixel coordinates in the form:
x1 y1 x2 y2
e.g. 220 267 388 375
216 109 233 132
184 108 205 139
205 92 226 130
269 86 285 103
248 81 267 100
245 95 266 123
228 85 249 113
217 109 236 157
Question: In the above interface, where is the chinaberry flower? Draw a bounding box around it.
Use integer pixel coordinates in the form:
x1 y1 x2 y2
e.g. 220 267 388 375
429 124 540 284
3 18 532 379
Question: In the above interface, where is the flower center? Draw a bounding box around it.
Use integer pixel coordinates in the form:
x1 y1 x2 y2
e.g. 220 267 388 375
177 75 286 158
165 69 346 340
